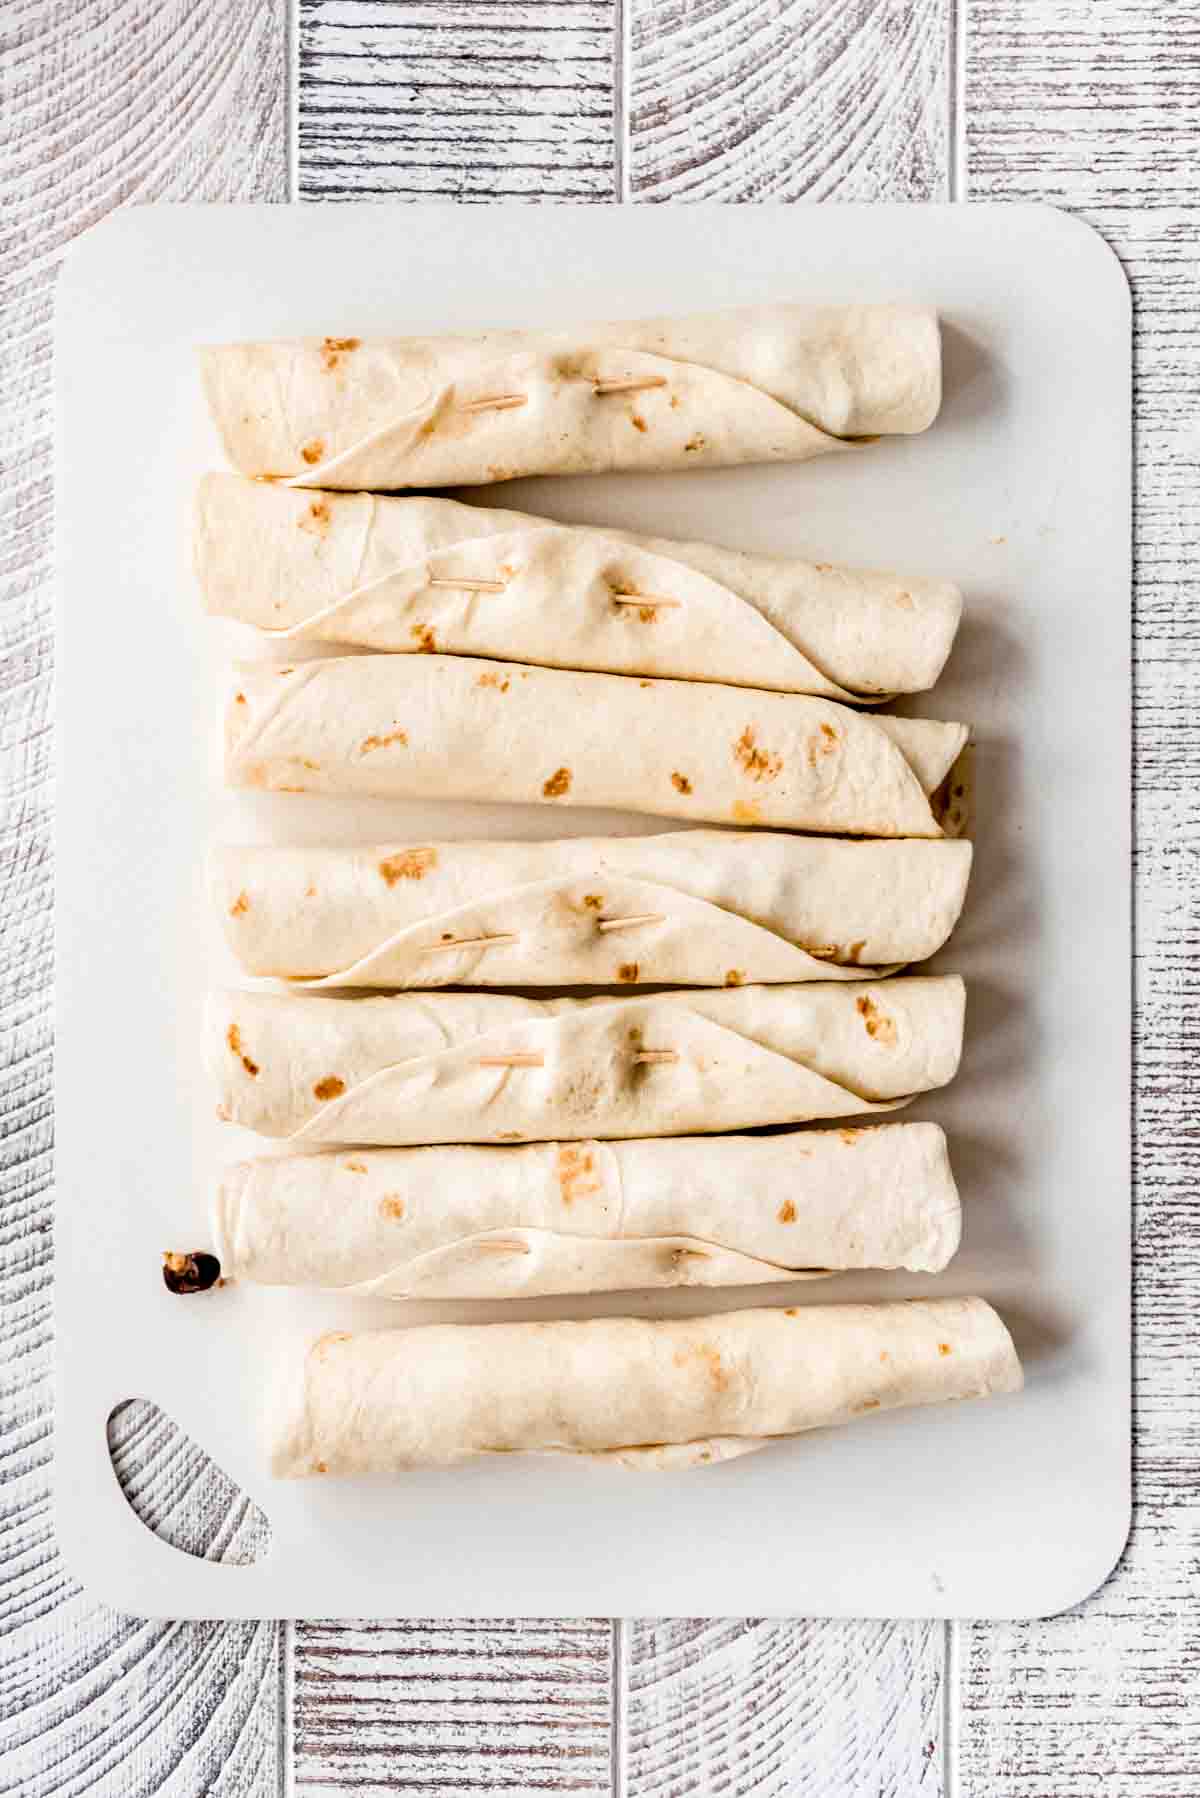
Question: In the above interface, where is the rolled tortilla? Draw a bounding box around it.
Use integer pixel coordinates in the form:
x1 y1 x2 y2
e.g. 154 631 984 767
200 303 941 491
207 976 965 1145
211 833 973 988
270 1296 1022 1476
196 474 961 702
224 657 968 839
214 1124 961 1299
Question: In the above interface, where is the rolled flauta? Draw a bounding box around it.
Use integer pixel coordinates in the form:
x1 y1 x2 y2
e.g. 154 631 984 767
214 1124 961 1300
207 977 965 1145
200 303 941 492
224 657 968 839
196 474 961 703
211 833 973 988
270 1297 1022 1476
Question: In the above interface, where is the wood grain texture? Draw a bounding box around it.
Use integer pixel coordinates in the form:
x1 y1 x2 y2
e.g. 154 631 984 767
628 0 953 201
0 2 287 1793
959 5 1200 1791
625 1620 945 1797
297 0 618 201
293 1619 614 1794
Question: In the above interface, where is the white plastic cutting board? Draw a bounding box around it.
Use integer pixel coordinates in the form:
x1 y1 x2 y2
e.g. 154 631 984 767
55 204 1131 1621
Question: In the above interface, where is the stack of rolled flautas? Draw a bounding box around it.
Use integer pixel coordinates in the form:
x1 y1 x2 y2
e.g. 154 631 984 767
190 302 1020 1477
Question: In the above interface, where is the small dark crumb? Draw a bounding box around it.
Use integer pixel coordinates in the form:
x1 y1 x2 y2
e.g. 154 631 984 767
671 771 693 795
162 1250 222 1296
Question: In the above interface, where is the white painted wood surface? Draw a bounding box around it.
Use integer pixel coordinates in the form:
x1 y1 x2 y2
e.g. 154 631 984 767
4 0 1194 1791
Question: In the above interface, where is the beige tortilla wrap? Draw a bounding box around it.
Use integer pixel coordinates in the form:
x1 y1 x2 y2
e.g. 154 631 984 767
224 656 968 839
196 474 961 702
200 303 941 491
207 977 965 1145
211 833 972 988
214 1123 960 1300
269 1297 1021 1476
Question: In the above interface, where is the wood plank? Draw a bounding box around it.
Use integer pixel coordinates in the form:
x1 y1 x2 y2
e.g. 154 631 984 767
625 1619 946 1797
628 0 954 202
292 1619 613 1794
960 4 1200 1790
0 1 288 1792
297 0 618 201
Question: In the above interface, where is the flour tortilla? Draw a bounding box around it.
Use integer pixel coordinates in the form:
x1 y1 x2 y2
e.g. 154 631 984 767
195 474 961 702
214 1123 960 1300
269 1296 1021 1476
211 833 972 988
199 303 941 491
207 977 965 1145
224 656 968 839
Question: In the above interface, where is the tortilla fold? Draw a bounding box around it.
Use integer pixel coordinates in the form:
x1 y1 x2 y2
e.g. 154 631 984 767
270 1296 1021 1476
211 833 972 988
196 474 961 702
200 303 941 491
207 977 965 1145
214 1123 960 1300
224 656 968 839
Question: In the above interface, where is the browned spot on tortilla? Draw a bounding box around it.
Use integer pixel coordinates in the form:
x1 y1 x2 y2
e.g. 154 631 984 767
806 721 841 768
305 883 317 897
777 1200 797 1223
854 1398 882 1412
216 1103 231 1121
278 666 295 677
234 691 247 706
699 1345 729 1391
379 846 437 885
378 1195 406 1220
938 1342 953 1356
320 335 360 371
617 962 639 983
847 940 867 964
631 413 648 433
638 606 658 623
894 590 915 610
733 726 782 782
640 680 654 689
229 891 250 918
277 784 306 793
724 969 744 987
476 671 511 691
497 1131 523 1141
300 439 325 465
671 771 693 795
313 1075 346 1102
410 622 437 654
299 499 331 536
583 893 604 910
785 1307 799 1317
556 1144 602 1207
669 394 680 409
880 1350 890 1363
855 994 898 1046
360 728 408 755
731 800 762 825
343 1159 367 1174
684 433 706 453
315 1331 349 1359
301 758 321 771
839 1128 865 1145
814 563 834 573
226 1023 260 1080
809 944 839 961
542 766 571 799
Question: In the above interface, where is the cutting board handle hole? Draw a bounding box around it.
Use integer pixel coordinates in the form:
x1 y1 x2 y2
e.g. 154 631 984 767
107 1399 271 1566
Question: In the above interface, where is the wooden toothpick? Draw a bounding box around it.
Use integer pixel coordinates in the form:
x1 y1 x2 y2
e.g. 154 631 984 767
596 913 666 934
461 393 528 413
610 593 682 610
478 1052 544 1069
427 576 508 593
633 1050 679 1066
422 933 519 954
593 375 668 396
